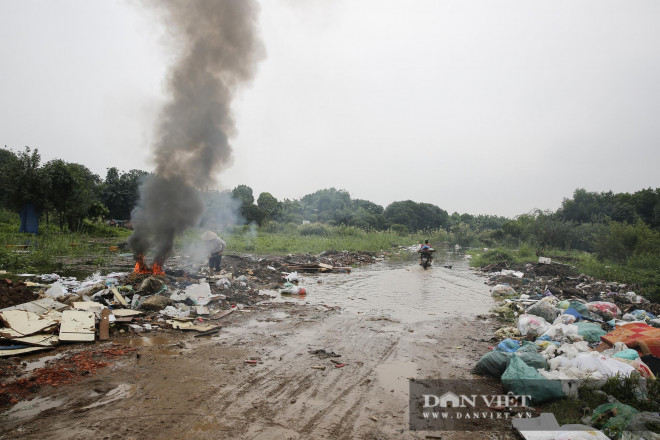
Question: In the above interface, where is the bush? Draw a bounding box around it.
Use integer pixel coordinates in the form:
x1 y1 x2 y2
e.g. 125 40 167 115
595 221 660 263
390 224 408 234
472 248 518 267
300 223 331 236
80 220 131 238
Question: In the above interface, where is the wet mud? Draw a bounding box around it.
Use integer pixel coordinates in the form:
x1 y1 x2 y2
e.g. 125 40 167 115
0 252 517 439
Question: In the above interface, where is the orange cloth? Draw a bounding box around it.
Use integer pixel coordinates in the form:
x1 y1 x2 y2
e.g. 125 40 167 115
601 323 660 357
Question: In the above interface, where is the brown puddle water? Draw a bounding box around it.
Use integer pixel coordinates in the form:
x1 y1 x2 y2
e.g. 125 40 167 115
266 249 494 323
126 336 175 347
2 396 64 421
83 383 137 409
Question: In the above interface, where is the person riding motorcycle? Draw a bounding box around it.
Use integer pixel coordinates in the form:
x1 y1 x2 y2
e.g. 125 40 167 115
418 240 434 266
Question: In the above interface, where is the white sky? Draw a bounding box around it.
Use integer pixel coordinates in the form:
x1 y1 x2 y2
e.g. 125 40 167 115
1 0 659 217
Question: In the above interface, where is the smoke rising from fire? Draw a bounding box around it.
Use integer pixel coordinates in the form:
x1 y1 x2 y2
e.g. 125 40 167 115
128 0 265 265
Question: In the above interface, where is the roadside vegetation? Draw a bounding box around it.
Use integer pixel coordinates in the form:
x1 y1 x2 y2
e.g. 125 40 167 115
1 146 659 302
0 210 131 273
222 223 451 255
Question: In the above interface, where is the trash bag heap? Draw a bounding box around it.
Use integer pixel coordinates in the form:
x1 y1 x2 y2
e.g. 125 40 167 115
474 258 660 439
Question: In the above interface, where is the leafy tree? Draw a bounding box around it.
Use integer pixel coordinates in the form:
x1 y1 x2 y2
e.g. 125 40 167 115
88 201 109 221
353 199 384 216
242 203 265 226
42 160 101 231
277 198 304 224
384 201 417 229
0 147 48 214
631 188 660 228
595 220 660 263
527 210 573 252
0 148 18 209
383 200 449 232
101 168 148 219
231 185 255 206
301 188 351 222
560 188 603 223
257 192 279 221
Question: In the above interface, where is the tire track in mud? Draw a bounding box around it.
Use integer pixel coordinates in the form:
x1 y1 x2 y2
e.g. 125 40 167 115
171 311 404 439
304 335 401 438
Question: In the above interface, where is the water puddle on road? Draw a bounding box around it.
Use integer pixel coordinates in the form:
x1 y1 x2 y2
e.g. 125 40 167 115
23 353 64 372
267 249 494 323
2 396 64 421
126 336 175 347
83 383 137 410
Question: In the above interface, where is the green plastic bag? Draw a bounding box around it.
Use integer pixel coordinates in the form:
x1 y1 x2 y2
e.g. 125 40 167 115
575 322 607 343
501 354 564 405
591 403 639 438
569 301 592 319
473 349 547 378
612 349 639 360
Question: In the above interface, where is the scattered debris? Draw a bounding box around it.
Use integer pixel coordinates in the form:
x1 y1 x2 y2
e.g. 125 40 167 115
59 311 95 342
309 349 341 359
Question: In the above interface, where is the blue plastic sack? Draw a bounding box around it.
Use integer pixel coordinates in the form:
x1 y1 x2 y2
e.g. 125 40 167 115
495 338 522 353
631 309 656 320
564 307 582 321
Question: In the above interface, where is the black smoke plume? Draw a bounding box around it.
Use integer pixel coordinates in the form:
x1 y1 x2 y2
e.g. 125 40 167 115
128 0 264 265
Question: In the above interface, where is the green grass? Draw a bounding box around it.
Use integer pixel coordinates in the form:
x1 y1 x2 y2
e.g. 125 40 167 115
469 245 660 302
542 375 660 427
0 210 131 272
468 248 524 267
222 223 445 254
575 253 660 302
542 389 609 426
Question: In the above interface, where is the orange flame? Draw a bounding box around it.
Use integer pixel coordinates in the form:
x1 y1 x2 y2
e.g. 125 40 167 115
134 255 165 275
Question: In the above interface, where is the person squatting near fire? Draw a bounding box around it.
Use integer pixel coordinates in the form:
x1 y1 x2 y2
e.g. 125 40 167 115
201 230 226 276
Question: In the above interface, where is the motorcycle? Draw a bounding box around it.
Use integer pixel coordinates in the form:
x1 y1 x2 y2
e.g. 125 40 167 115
418 248 436 269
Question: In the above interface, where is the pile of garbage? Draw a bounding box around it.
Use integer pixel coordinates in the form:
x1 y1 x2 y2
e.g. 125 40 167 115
474 259 660 439
0 268 271 358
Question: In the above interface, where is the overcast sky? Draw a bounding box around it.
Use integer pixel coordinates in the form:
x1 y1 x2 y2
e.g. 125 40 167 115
1 0 659 218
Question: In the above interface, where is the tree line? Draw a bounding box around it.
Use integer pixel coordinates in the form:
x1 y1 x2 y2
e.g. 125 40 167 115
0 147 483 234
2 147 659 260
0 147 146 231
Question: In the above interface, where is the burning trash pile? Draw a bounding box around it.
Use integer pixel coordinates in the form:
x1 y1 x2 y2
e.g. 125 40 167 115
473 259 660 438
0 249 375 358
0 264 272 359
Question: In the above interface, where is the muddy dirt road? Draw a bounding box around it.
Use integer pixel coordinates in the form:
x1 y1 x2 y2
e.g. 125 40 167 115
1 253 516 439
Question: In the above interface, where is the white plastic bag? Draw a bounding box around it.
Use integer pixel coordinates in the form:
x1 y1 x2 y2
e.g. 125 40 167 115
518 314 551 337
562 352 636 377
542 323 580 342
284 272 299 282
553 314 577 325
45 281 67 298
